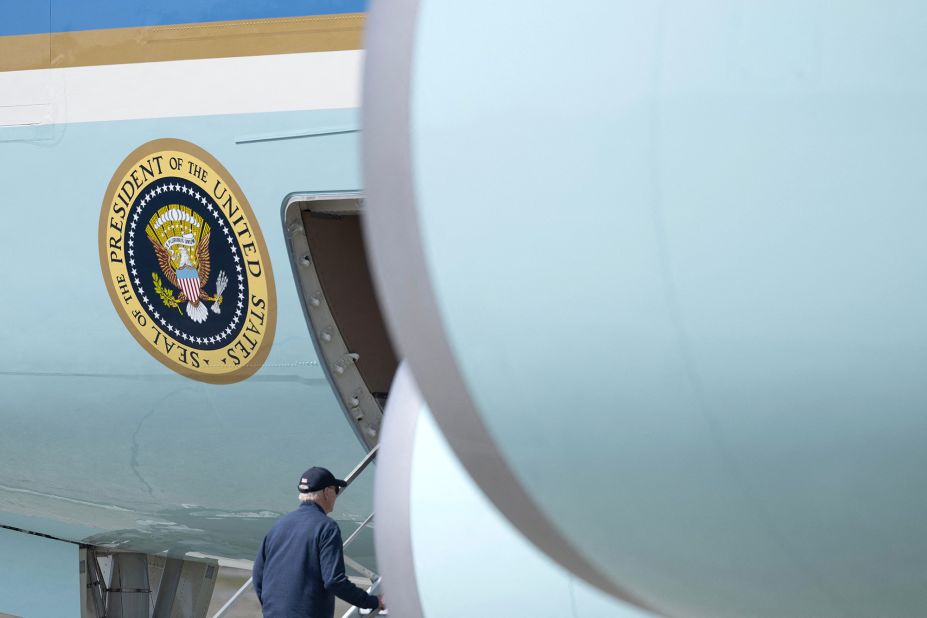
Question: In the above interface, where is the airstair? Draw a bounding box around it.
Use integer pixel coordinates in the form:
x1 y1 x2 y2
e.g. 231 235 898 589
213 194 396 617
211 445 385 618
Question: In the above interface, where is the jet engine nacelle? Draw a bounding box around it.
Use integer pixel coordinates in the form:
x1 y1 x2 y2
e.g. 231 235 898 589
361 2 927 616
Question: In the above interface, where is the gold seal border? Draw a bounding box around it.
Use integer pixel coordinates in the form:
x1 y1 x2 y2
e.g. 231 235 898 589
98 138 277 384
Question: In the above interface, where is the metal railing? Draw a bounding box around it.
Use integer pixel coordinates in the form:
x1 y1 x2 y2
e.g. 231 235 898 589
340 577 384 618
211 446 379 618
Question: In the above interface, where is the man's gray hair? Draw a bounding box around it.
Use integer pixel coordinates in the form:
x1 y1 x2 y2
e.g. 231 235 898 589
299 490 324 503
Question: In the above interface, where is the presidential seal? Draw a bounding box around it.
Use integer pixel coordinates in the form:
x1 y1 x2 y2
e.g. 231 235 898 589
99 138 276 383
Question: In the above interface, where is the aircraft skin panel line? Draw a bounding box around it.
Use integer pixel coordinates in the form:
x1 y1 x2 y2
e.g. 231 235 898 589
0 50 362 126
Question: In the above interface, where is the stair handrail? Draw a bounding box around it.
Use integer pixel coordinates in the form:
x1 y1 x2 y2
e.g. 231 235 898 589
211 446 379 618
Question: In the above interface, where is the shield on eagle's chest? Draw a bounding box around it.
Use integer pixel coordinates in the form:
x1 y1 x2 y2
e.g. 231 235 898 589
177 266 201 305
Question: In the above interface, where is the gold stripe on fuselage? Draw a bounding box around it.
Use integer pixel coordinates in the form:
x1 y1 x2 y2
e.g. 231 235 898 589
0 13 365 72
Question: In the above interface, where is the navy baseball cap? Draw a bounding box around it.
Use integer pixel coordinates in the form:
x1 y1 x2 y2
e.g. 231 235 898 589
299 467 347 493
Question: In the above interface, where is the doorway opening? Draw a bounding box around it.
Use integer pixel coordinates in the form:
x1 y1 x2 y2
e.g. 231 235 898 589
284 194 398 450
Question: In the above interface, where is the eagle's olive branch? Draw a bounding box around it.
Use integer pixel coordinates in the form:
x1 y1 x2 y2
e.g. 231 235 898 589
152 272 183 314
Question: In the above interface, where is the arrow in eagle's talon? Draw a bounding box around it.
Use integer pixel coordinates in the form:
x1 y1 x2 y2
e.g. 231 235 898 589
211 271 228 314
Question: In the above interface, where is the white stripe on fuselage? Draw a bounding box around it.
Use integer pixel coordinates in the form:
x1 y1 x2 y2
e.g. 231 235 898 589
0 50 361 125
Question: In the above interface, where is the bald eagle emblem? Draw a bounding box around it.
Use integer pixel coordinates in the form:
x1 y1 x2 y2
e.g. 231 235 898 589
146 205 227 323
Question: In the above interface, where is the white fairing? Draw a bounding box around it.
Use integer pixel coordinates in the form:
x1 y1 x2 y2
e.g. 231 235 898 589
375 364 655 618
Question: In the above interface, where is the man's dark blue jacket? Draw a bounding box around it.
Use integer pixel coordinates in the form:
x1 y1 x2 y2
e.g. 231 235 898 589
253 502 379 618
